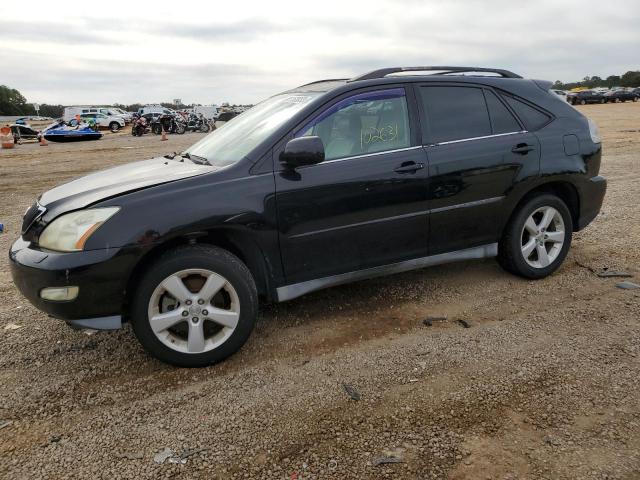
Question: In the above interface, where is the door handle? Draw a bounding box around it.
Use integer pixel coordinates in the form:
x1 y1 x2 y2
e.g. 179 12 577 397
394 162 424 174
512 143 534 154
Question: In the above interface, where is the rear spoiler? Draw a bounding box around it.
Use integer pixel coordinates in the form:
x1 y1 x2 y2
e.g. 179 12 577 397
533 79 553 91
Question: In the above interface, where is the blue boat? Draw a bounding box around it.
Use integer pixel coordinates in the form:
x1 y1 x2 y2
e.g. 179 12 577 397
42 121 103 143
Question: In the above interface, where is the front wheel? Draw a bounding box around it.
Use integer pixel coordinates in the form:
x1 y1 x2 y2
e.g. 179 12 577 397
109 122 121 132
497 194 572 279
200 123 210 133
131 245 258 367
579 99 586 105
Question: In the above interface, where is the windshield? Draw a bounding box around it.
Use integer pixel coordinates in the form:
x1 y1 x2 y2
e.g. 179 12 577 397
185 92 321 167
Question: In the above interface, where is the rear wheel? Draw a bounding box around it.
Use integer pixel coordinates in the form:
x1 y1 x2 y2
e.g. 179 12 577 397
497 194 572 279
579 99 586 105
109 122 121 132
131 245 258 367
200 123 211 133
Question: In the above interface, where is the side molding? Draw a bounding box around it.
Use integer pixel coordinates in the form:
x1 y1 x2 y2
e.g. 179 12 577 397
276 243 498 302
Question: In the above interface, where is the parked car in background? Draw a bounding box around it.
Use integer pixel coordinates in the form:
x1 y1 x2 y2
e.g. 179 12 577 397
63 106 128 123
567 90 605 105
10 65 606 367
79 113 125 132
604 89 638 103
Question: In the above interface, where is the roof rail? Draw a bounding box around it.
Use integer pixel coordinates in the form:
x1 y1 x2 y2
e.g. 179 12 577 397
296 78 349 88
350 66 522 82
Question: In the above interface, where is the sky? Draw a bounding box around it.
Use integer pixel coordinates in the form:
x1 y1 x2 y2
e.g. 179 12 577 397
1 0 638 106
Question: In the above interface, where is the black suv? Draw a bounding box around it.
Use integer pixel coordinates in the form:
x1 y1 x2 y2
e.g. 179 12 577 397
567 90 606 105
10 66 606 367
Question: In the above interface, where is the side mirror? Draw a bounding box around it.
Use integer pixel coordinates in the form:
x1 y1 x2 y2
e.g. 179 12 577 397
280 136 325 169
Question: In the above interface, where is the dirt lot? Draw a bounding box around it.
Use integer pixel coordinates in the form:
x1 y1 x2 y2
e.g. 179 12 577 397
1 104 639 480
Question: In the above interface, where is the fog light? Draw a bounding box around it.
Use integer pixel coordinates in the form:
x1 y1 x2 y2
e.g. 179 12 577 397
40 286 79 301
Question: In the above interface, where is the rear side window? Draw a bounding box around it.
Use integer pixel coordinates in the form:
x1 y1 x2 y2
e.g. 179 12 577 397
418 86 491 143
484 90 521 134
501 94 551 130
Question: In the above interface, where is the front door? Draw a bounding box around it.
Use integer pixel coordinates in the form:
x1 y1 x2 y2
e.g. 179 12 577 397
275 87 429 285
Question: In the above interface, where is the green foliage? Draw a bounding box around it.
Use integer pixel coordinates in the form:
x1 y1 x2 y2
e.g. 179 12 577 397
0 85 30 115
554 71 640 90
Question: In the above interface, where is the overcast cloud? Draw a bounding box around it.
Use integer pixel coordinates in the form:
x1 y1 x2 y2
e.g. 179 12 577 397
1 0 638 105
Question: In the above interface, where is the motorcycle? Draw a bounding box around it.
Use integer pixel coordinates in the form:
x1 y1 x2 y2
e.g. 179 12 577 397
184 113 211 133
151 114 185 135
131 115 151 136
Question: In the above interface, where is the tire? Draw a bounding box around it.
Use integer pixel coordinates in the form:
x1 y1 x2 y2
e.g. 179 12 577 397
600 98 605 104
580 99 586 105
633 97 638 102
152 124 162 135
131 245 258 367
176 123 186 134
200 123 210 133
109 122 121 132
497 194 573 280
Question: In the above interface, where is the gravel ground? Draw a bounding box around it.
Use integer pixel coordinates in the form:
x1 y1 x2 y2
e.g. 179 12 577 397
1 104 639 480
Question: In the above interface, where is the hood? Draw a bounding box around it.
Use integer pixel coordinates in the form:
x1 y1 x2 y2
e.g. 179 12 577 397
39 157 216 210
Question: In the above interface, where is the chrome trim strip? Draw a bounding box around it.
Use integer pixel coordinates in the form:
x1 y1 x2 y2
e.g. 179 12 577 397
276 243 498 302
289 197 504 240
289 210 429 239
319 146 423 165
429 195 504 214
427 130 528 147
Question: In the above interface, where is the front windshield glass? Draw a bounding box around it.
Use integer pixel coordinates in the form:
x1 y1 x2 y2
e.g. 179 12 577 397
185 92 321 167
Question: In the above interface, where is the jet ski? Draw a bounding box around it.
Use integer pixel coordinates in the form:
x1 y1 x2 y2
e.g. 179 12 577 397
42 120 103 143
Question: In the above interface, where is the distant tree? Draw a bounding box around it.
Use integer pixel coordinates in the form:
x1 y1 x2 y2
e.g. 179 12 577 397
38 104 64 118
620 71 640 88
0 85 30 115
606 75 621 87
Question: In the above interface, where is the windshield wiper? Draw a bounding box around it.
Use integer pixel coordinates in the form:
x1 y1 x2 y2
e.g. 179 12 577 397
181 152 211 166
164 152 211 165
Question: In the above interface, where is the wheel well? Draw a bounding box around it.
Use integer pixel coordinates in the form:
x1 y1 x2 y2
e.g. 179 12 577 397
506 182 580 233
122 232 271 321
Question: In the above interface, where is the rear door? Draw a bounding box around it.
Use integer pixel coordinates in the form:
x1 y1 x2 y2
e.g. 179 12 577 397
416 84 541 254
274 86 429 285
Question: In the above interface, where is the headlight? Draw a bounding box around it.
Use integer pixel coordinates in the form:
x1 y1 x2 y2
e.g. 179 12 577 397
38 207 120 252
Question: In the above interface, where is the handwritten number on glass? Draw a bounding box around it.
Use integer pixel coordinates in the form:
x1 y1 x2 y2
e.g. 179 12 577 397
361 124 399 149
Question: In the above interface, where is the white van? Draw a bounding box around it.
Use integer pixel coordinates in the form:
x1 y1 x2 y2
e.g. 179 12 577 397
137 105 175 116
63 106 128 124
193 105 219 120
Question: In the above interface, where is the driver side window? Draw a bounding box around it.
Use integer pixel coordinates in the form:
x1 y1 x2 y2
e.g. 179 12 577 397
296 88 410 161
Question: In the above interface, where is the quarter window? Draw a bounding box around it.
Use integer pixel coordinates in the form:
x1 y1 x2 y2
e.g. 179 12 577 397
296 88 410 161
484 90 521 134
418 86 491 144
501 94 551 130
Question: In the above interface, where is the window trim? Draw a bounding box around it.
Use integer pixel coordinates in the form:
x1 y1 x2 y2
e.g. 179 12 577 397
426 130 528 147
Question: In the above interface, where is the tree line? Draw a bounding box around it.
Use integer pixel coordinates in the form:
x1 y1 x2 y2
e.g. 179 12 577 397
552 70 640 90
4 71 637 116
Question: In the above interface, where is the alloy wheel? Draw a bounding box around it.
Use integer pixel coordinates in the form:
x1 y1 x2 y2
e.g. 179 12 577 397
520 206 566 269
147 268 240 354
